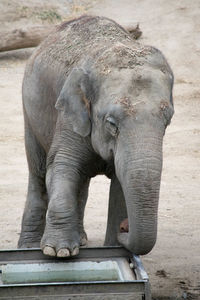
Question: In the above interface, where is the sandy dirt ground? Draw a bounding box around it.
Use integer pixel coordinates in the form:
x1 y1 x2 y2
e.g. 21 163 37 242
0 0 200 299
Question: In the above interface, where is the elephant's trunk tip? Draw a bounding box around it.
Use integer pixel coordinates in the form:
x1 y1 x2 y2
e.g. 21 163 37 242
117 225 156 256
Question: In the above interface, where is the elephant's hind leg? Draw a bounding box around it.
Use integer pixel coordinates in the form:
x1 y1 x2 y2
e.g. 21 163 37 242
18 121 47 248
104 176 127 246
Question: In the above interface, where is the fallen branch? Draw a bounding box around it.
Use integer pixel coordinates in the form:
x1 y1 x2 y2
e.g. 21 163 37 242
0 25 54 52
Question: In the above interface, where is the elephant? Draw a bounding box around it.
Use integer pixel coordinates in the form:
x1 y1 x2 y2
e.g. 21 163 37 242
18 15 174 257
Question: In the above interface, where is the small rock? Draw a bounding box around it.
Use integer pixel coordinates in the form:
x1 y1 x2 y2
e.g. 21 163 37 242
155 269 167 278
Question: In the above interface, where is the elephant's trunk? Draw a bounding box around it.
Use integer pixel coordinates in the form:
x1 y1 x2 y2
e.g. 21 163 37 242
115 131 163 255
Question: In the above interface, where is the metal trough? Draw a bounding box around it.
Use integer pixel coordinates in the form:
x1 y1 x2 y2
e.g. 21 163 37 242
0 247 151 299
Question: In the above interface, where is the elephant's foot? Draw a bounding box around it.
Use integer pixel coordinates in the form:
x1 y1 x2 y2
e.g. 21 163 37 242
41 228 81 257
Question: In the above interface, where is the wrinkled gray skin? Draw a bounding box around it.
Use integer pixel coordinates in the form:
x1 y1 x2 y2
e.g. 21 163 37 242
18 16 174 257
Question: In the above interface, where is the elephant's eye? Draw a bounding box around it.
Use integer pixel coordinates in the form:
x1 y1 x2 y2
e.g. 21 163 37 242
105 116 118 136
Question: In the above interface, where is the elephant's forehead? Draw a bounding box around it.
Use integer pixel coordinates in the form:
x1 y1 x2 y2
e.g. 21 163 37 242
98 66 172 102
94 66 173 122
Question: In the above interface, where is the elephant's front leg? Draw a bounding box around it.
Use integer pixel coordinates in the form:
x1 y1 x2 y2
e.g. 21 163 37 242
41 162 83 257
104 176 127 246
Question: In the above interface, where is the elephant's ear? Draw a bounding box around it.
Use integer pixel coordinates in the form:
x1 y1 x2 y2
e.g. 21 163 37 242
55 68 91 137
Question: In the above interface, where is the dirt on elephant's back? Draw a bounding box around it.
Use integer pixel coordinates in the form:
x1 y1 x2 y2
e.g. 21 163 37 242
29 16 139 73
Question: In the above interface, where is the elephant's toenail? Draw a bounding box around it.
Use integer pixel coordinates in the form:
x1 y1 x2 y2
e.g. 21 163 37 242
43 246 56 257
72 247 79 256
57 248 70 257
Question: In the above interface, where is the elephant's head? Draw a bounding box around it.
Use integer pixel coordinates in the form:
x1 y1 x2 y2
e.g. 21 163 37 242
56 43 174 255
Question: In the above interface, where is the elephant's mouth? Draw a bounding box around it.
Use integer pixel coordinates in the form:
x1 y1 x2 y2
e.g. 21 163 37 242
120 218 129 233
118 218 129 248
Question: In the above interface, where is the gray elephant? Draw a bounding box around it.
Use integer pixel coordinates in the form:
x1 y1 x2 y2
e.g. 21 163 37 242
18 16 174 257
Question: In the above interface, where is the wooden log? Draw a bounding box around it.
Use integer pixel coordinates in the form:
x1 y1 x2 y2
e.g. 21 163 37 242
0 23 142 53
0 25 54 52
